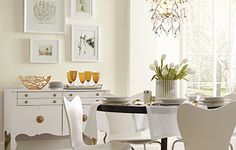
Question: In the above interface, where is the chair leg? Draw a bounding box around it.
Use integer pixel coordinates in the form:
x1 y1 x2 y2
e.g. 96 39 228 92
172 139 182 150
230 142 233 150
143 144 146 150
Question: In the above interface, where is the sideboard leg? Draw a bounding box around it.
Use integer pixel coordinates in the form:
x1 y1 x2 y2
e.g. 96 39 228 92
10 134 17 150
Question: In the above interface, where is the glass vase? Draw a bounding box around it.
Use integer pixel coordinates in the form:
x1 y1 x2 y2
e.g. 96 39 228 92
155 80 177 100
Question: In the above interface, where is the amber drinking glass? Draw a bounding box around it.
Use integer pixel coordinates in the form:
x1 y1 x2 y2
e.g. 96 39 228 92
79 72 85 85
92 72 100 85
67 71 77 85
84 71 92 81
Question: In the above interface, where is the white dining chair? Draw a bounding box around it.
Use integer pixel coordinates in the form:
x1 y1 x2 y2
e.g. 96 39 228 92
105 92 161 150
63 95 131 150
177 101 236 150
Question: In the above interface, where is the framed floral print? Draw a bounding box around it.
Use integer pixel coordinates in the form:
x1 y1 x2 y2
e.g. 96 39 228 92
71 25 99 62
71 0 93 17
24 0 65 34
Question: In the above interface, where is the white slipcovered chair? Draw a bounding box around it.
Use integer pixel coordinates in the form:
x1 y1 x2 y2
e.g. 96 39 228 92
177 101 236 150
105 92 161 150
63 95 131 150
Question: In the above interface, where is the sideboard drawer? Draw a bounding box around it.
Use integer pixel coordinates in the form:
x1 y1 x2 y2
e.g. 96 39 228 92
18 92 62 99
63 91 105 98
16 106 62 135
18 98 63 106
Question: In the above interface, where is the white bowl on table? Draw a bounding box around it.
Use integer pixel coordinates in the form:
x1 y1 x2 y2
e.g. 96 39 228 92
158 98 186 105
203 97 225 107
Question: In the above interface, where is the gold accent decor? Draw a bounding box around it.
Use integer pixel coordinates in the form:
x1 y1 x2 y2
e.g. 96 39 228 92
19 75 51 90
83 114 88 122
36 115 44 123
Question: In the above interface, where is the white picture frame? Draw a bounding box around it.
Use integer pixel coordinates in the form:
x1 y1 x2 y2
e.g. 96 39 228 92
24 0 65 34
71 25 99 62
71 0 93 17
30 39 59 63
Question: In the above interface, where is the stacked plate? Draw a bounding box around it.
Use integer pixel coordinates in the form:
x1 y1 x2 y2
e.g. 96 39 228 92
103 96 129 104
49 81 64 89
158 98 186 106
203 97 225 107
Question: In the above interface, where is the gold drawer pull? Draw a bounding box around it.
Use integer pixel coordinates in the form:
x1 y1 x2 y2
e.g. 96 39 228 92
53 94 57 97
96 93 99 96
53 100 57 103
24 94 28 97
24 100 28 104
96 99 99 102
83 114 88 122
36 116 44 123
69 93 73 97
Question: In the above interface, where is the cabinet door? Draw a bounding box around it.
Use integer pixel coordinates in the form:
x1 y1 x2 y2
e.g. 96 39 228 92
15 106 63 136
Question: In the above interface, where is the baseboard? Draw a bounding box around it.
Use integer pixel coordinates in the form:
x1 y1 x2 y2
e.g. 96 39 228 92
0 142 3 150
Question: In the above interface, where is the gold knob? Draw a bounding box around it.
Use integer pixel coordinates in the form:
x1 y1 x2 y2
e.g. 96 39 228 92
53 94 57 97
53 100 56 103
36 116 44 123
25 94 28 97
24 100 28 104
83 114 88 122
69 93 73 97
96 93 99 96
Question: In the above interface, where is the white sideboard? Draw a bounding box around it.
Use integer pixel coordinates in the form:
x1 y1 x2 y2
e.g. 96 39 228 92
4 88 108 150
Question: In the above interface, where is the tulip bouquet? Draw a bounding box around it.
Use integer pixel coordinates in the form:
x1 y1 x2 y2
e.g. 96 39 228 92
149 54 195 81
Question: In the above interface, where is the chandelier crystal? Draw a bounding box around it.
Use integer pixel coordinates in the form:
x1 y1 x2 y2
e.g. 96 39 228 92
147 0 187 37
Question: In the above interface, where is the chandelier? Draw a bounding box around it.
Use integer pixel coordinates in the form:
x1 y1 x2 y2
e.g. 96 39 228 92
147 0 187 37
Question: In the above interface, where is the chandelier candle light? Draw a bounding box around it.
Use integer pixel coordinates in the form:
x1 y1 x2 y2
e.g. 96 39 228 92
146 0 187 36
149 54 195 99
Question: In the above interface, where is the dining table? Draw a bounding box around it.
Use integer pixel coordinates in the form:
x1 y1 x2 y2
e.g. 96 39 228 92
97 104 170 150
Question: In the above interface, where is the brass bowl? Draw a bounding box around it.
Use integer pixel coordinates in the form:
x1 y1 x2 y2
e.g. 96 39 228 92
19 75 51 90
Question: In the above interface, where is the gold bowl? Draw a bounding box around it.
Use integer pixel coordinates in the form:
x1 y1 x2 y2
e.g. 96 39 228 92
19 75 51 90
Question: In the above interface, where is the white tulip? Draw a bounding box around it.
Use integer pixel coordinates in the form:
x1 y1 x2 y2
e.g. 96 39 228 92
185 68 192 74
162 69 168 76
181 58 188 64
161 54 166 60
174 64 180 70
154 60 158 66
149 64 155 71
169 63 174 69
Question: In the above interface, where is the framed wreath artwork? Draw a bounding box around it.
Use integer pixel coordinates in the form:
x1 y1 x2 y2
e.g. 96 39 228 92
24 0 65 34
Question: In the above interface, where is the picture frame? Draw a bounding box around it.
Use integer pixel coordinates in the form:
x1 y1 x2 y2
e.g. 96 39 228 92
71 25 99 62
71 0 93 17
24 0 65 34
30 39 59 63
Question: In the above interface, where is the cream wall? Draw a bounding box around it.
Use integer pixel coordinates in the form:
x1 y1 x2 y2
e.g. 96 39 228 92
128 0 181 95
0 0 129 143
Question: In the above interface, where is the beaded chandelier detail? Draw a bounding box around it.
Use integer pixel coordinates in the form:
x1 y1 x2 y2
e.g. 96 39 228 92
147 0 187 37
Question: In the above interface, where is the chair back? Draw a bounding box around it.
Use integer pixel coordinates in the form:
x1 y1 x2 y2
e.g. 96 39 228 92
63 95 84 150
177 101 236 150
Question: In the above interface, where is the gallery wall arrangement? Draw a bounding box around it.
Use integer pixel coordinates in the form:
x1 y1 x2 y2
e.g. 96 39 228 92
24 0 98 63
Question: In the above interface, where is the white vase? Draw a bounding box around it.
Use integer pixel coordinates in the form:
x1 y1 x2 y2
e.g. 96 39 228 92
155 80 177 100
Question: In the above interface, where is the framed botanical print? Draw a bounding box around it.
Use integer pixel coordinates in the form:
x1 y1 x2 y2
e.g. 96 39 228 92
71 25 99 62
30 39 59 63
71 0 93 17
24 0 65 34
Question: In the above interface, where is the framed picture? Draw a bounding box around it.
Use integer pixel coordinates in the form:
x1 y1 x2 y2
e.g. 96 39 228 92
30 39 59 63
71 25 99 62
71 0 93 17
24 0 65 34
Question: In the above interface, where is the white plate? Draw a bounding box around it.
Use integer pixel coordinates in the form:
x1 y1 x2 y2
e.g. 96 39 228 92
104 96 129 102
159 98 186 105
204 96 224 102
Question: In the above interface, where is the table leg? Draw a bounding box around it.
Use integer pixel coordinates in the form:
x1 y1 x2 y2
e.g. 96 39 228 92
161 138 168 150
